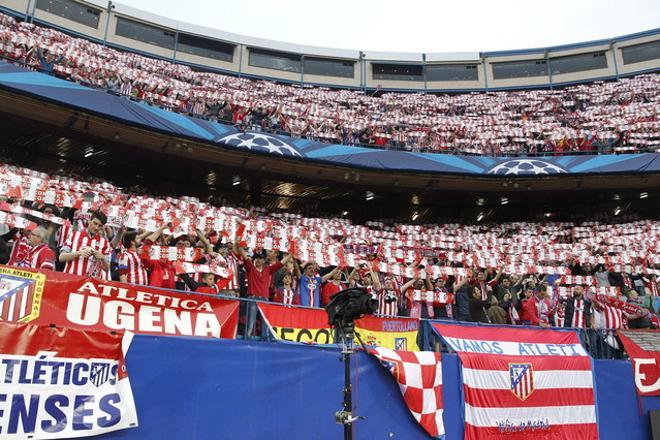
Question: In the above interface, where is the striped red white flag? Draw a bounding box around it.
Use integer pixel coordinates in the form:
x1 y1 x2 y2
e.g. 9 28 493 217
432 323 598 439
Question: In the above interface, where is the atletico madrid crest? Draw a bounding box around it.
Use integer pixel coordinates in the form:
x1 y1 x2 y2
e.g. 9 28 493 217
509 363 534 400
0 273 38 322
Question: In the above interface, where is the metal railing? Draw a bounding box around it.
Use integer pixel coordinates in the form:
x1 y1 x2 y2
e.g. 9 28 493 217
211 293 627 360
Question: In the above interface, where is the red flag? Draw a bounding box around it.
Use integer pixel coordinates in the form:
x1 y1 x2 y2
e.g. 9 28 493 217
289 239 298 258
7 186 22 200
236 222 246 238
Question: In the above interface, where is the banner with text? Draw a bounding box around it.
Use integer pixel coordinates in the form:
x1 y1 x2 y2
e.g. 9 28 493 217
0 265 239 339
617 329 660 396
258 303 419 350
0 322 138 439
432 323 598 440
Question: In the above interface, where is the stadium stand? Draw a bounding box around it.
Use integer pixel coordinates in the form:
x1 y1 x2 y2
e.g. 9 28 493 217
0 161 657 333
0 3 658 439
0 12 659 156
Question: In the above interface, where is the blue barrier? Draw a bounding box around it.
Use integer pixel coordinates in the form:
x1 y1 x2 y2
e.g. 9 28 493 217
89 334 656 439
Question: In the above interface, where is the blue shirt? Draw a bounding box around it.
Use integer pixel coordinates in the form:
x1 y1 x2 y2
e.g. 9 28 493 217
299 275 322 307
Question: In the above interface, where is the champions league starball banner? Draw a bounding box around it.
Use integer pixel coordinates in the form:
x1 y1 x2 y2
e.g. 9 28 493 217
431 323 598 440
0 265 239 339
0 322 138 438
257 303 419 350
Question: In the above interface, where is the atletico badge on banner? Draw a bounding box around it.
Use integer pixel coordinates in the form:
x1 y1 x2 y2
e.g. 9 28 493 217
0 266 46 323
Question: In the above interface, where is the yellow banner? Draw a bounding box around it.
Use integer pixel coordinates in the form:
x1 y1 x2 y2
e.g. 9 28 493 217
258 303 419 350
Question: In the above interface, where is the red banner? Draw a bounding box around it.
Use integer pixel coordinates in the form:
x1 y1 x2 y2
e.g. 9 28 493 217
0 321 138 438
257 303 419 350
432 323 597 439
618 329 660 396
0 265 239 339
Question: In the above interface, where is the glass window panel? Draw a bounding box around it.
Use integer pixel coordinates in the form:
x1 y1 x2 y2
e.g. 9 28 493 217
303 57 354 78
115 17 175 50
550 51 607 75
177 33 234 62
621 40 660 65
492 59 547 79
426 64 478 81
372 63 423 81
36 0 100 29
248 48 301 73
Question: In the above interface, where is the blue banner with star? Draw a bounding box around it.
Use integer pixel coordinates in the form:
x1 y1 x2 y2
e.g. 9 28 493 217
0 60 658 176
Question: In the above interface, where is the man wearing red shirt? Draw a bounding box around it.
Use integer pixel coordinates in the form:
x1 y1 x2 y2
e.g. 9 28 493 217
321 267 346 307
233 242 292 299
522 287 553 327
140 224 176 289
517 286 536 324
21 226 55 271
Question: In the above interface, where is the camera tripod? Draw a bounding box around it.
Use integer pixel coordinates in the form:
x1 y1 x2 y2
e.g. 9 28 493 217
334 322 368 440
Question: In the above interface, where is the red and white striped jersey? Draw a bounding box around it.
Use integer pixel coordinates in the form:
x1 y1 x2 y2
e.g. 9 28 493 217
570 299 588 328
593 304 626 329
56 219 87 249
377 288 400 317
225 253 240 291
277 287 297 305
62 229 111 279
56 220 73 248
554 303 566 327
117 248 149 285
642 277 659 297
24 244 56 271
621 273 634 290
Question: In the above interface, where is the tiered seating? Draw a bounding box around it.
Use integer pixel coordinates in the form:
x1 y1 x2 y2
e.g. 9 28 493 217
0 13 658 156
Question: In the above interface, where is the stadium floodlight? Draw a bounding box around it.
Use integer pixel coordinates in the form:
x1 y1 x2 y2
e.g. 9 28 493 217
640 192 649 199
232 175 241 186
614 206 621 216
500 197 509 205
365 191 375 201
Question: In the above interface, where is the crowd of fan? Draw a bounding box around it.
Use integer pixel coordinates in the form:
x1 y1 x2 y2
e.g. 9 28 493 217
1 162 658 334
0 13 659 156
